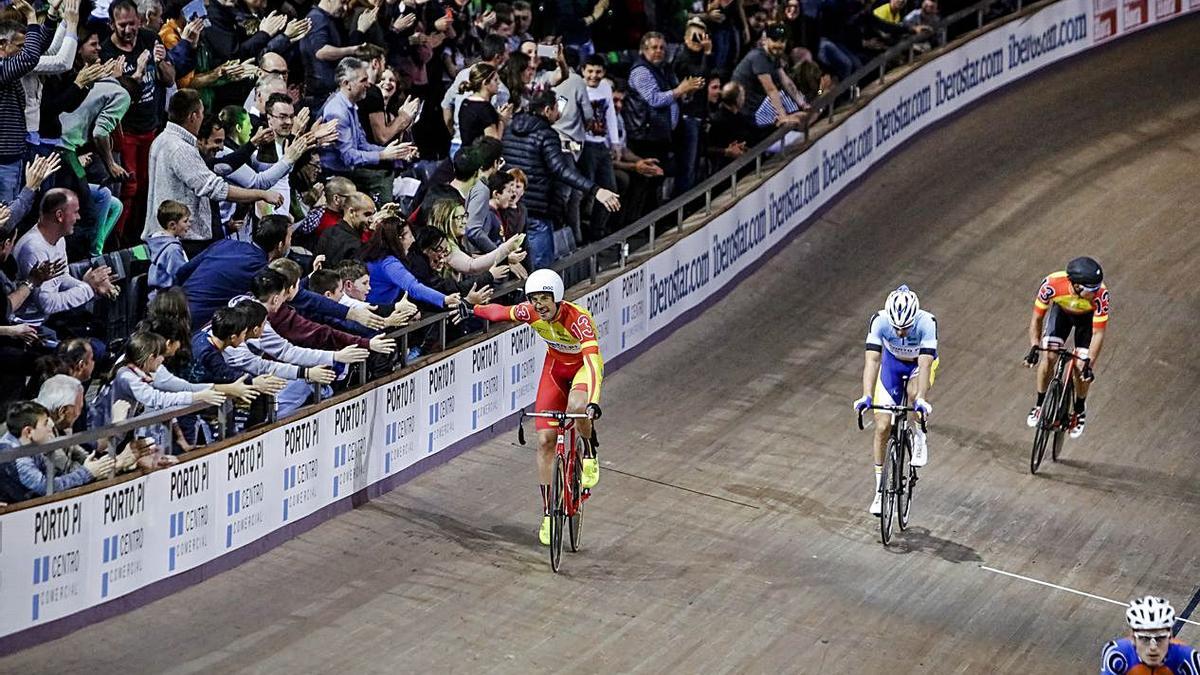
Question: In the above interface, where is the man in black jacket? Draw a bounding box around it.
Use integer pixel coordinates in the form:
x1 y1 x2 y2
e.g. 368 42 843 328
315 192 375 265
501 90 620 269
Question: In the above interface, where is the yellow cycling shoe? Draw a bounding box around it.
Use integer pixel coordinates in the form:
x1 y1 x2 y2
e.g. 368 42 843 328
581 457 599 489
538 515 551 546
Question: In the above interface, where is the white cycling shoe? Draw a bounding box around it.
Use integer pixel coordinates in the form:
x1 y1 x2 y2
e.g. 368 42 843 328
869 491 882 516
911 428 928 467
1069 413 1086 439
1026 406 1040 428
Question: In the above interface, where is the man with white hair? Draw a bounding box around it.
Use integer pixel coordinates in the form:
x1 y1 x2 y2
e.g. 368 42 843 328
35 374 140 475
247 75 288 129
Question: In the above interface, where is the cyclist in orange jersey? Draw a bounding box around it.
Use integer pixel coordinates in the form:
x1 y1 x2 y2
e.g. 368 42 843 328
461 269 603 546
1022 256 1109 438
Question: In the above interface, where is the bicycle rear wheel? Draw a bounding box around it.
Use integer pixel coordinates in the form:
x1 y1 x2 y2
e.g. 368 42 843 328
897 430 914 530
1030 380 1061 474
1052 378 1074 462
549 454 566 572
568 437 585 553
880 438 898 545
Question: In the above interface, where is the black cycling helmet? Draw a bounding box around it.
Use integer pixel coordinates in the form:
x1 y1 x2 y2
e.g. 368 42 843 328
1066 256 1103 287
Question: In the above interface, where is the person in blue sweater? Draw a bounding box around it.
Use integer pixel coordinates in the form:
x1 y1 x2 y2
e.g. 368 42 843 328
146 200 190 301
360 216 467 310
175 214 387 330
0 401 112 504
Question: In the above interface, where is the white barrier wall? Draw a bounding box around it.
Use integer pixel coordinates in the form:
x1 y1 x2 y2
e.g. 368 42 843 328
0 0 1193 641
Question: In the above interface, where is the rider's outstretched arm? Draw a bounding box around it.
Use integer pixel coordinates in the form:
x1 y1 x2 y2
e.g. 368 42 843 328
472 302 520 322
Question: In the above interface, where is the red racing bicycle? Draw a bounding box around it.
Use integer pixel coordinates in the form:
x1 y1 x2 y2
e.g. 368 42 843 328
519 410 595 572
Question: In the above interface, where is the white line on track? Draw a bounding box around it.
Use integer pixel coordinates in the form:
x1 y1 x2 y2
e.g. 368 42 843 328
980 565 1200 627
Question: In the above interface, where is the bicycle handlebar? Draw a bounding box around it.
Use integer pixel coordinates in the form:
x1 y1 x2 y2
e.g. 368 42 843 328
857 405 928 433
516 409 597 446
1034 346 1088 360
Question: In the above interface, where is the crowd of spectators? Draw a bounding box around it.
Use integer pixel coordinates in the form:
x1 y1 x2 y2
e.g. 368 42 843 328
0 0 951 504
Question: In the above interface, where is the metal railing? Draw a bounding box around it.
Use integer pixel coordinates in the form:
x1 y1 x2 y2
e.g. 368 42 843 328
5 0 1022 501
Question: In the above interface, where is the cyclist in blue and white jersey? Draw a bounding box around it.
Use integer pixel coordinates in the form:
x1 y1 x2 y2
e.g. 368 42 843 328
853 285 938 515
1101 596 1200 674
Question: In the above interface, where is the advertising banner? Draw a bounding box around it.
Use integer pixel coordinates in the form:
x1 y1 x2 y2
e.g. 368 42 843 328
0 0 1186 642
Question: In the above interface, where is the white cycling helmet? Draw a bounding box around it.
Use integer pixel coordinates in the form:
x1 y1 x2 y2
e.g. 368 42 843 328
525 269 564 303
1127 596 1175 631
885 285 920 330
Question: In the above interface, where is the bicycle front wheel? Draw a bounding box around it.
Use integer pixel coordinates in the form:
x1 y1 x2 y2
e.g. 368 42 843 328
880 438 898 545
1031 380 1061 474
549 454 566 572
568 437 585 553
897 430 914 530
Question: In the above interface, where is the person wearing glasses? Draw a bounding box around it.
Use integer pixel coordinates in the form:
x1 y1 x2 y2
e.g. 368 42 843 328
1101 596 1199 674
1022 256 1109 438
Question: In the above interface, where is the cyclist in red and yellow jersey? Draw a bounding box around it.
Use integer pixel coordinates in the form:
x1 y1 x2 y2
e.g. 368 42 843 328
1022 256 1109 438
463 269 603 546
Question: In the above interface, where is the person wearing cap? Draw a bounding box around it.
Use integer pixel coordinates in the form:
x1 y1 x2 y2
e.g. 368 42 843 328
671 18 713 196
732 22 808 128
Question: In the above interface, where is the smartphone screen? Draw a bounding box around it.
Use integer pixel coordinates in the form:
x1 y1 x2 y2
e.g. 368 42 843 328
536 44 557 59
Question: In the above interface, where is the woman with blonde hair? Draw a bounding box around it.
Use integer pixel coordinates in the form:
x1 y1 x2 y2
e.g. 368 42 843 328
426 199 528 282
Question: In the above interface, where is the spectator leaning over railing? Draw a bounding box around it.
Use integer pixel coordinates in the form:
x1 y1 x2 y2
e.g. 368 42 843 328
502 89 621 270
107 329 240 453
232 268 367 377
14 189 119 342
316 260 420 330
361 215 464 313
176 212 385 332
224 274 337 410
142 88 283 257
0 0 57 202
705 81 760 167
187 304 293 421
266 257 396 356
428 197 526 280
0 400 113 504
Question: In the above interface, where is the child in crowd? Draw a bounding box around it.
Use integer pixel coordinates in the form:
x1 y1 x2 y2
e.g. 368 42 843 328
0 401 113 502
146 201 191 301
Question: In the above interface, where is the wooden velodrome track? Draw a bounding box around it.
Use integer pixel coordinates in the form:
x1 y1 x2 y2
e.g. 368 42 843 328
5 15 1200 674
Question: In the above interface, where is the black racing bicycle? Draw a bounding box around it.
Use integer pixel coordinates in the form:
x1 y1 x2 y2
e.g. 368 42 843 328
858 396 926 547
1029 346 1086 474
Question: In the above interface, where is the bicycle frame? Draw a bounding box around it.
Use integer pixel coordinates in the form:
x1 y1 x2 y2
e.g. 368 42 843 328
516 410 590 509
1037 346 1084 430
857 379 927 545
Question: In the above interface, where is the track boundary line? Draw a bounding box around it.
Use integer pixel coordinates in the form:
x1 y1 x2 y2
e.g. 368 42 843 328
602 466 762 510
980 565 1200 628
